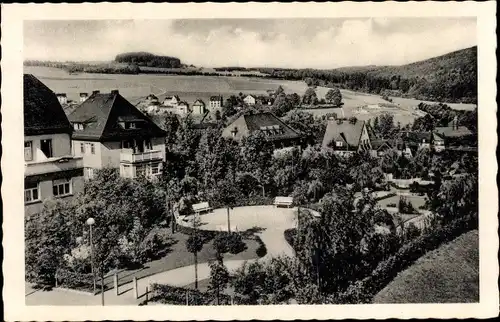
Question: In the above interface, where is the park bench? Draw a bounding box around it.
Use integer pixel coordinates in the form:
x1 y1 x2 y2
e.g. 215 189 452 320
274 196 293 208
192 201 212 214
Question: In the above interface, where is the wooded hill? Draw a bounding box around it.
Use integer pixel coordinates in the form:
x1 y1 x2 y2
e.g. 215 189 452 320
115 52 182 68
257 46 477 104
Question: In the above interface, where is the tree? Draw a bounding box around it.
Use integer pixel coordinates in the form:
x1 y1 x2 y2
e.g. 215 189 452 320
208 260 230 305
275 85 285 96
186 234 204 290
302 87 318 105
325 88 342 106
212 177 241 232
25 199 75 286
377 113 395 138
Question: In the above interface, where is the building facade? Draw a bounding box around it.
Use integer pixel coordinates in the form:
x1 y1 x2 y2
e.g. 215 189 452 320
209 95 223 111
24 74 84 218
68 90 167 180
243 95 256 105
192 99 206 115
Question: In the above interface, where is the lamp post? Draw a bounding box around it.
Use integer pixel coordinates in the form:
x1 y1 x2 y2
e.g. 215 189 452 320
86 217 96 296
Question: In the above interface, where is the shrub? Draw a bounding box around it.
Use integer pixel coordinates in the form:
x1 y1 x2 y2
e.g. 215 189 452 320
255 236 267 258
55 269 97 293
398 196 417 214
147 283 249 305
226 233 246 254
284 228 297 250
139 229 174 262
334 215 477 304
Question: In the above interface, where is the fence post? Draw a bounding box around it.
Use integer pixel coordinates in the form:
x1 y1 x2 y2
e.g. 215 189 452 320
186 290 189 306
145 286 149 305
55 272 58 288
114 273 119 296
133 276 138 299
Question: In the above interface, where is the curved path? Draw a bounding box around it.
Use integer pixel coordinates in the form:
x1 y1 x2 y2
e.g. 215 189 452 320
26 206 298 305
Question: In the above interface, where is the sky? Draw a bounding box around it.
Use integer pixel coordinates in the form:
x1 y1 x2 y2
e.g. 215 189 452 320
24 18 477 69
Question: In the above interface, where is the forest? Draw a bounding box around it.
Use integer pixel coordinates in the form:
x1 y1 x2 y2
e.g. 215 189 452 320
256 47 477 104
115 52 182 68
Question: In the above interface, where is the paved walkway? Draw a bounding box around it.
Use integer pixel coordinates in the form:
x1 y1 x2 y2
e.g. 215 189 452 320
26 205 298 306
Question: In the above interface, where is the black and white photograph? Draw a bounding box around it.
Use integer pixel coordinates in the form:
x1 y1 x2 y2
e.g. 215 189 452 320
2 2 498 320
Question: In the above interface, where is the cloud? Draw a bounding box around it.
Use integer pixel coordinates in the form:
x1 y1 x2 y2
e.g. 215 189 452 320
24 18 477 68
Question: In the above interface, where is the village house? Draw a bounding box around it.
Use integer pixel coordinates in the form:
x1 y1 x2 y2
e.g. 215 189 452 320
243 94 257 106
400 131 433 152
24 74 85 218
192 99 206 115
434 116 475 149
67 89 167 180
56 93 68 105
79 92 88 103
222 112 303 150
209 95 224 111
322 119 371 156
258 96 275 106
162 95 180 107
177 101 190 115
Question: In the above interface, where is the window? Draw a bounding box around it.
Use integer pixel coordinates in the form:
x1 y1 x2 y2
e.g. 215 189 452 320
40 139 53 158
151 163 160 175
145 139 152 150
136 165 145 178
24 141 33 161
53 178 72 197
25 181 39 203
84 167 94 180
336 141 344 147
80 143 85 154
73 123 84 130
122 140 132 149
90 143 95 154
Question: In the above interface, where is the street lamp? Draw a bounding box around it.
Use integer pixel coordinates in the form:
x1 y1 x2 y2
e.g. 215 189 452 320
86 217 96 296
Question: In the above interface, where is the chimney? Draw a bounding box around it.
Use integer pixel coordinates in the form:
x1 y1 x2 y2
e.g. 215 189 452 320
111 89 119 95
92 90 100 95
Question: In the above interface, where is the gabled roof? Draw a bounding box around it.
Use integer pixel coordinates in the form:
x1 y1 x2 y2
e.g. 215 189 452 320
24 74 72 136
322 120 366 148
210 95 223 101
193 99 205 106
434 126 472 138
400 131 432 143
224 112 302 141
371 139 393 151
68 91 166 141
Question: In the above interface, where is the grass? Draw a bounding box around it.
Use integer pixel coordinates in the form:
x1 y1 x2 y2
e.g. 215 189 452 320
92 228 261 291
373 230 479 303
377 194 427 211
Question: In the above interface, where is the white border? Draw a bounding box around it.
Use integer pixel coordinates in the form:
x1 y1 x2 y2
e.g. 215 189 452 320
2 2 498 320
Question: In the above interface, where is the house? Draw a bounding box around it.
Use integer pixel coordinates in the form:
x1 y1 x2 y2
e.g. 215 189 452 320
322 119 371 156
243 95 257 106
192 99 206 115
177 101 190 115
258 96 275 106
80 93 88 102
146 94 159 104
222 112 303 149
434 116 475 149
432 132 446 152
370 139 393 157
24 74 84 219
400 131 433 151
163 95 180 107
209 95 223 110
56 93 68 105
67 89 167 180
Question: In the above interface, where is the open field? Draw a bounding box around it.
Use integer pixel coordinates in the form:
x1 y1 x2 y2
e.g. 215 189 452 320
373 230 479 303
25 66 475 124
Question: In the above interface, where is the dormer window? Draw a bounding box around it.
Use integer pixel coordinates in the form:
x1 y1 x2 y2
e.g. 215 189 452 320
73 123 84 131
336 141 343 147
231 127 238 137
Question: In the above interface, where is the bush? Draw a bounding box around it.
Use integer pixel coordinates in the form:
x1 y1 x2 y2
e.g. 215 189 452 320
139 229 174 262
147 283 250 305
284 228 297 250
255 236 267 258
55 269 97 293
334 215 477 304
226 233 246 254
398 196 417 214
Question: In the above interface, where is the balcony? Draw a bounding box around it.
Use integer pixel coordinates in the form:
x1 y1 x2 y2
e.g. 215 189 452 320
25 155 84 177
120 149 163 163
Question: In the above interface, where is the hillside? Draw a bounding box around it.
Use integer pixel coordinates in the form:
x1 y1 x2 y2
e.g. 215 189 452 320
373 230 479 303
115 52 182 68
258 46 477 104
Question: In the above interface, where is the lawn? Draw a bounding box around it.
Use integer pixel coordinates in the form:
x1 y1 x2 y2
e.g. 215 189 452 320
373 230 479 303
98 228 261 291
377 194 427 212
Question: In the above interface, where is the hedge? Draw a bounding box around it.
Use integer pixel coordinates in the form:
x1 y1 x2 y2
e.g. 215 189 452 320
255 236 267 258
284 228 297 251
146 283 251 305
331 215 478 304
55 269 100 293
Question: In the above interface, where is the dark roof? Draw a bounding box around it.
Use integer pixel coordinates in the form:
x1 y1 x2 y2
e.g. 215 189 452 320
242 112 302 141
68 91 166 141
371 139 392 151
24 74 72 136
193 99 205 106
322 120 365 148
400 131 432 143
210 95 223 101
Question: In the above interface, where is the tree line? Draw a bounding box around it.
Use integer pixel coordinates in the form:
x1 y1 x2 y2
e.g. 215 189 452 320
115 52 182 68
